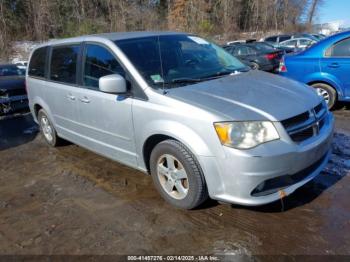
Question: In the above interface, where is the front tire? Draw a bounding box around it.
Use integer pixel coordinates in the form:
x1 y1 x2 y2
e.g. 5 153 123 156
38 109 62 147
150 139 208 209
311 83 336 109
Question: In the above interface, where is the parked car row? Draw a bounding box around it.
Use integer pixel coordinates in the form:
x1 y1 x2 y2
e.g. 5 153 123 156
225 30 350 109
222 32 322 72
222 42 284 72
26 32 334 209
262 33 324 48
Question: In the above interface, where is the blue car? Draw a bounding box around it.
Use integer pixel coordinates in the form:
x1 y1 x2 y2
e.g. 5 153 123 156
279 30 350 108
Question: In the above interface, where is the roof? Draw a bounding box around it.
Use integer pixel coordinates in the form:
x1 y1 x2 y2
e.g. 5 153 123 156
43 31 187 47
92 31 186 41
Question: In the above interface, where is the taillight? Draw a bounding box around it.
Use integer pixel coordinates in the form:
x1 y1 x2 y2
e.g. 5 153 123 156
265 53 278 60
278 58 287 72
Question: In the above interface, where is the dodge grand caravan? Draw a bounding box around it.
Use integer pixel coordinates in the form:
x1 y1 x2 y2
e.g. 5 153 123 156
26 32 334 209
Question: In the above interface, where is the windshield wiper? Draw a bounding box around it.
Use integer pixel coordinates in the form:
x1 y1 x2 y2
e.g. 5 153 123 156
152 77 203 90
171 77 202 84
200 70 235 80
201 67 250 80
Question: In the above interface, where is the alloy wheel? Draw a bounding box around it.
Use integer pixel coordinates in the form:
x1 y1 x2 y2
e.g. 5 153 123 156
316 87 330 105
157 154 189 200
41 115 53 142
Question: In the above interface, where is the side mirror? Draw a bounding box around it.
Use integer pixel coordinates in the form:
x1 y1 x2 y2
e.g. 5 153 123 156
99 74 127 94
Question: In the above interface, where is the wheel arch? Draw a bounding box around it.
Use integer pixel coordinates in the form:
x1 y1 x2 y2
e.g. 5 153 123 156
307 80 339 100
306 75 343 98
139 121 216 174
31 97 56 126
142 134 174 173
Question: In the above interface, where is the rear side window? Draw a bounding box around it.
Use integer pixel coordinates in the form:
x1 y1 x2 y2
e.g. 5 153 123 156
325 38 350 57
83 44 125 89
279 36 291 42
246 46 257 55
265 36 277 42
236 46 249 56
281 40 297 47
50 45 79 84
300 39 311 45
28 47 47 78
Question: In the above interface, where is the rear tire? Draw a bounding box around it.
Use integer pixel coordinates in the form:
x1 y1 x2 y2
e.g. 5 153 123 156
38 109 62 147
250 62 259 70
311 83 336 109
150 139 208 209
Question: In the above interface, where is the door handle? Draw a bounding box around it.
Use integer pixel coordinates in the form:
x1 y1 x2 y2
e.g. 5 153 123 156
79 97 90 103
66 94 76 100
328 63 340 68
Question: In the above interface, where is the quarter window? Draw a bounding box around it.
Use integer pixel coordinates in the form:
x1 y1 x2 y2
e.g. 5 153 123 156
266 36 277 42
325 38 350 57
279 36 291 42
83 44 125 89
28 47 47 78
236 46 249 56
246 47 257 55
50 45 79 84
300 39 312 46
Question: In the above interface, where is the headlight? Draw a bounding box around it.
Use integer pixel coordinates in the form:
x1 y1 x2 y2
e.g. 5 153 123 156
214 121 279 149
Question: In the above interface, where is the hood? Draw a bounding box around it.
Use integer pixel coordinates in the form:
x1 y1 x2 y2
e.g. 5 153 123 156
166 70 321 121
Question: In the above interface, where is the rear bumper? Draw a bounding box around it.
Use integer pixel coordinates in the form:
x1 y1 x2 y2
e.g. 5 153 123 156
261 62 279 73
198 112 334 206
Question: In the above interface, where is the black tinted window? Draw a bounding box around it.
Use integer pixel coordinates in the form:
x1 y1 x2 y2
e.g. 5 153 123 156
235 46 249 55
28 47 47 78
246 46 257 55
50 45 79 84
279 36 291 42
0 65 23 76
83 44 125 89
266 36 277 42
326 38 350 57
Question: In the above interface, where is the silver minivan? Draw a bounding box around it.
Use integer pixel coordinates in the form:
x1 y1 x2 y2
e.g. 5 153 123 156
27 32 334 209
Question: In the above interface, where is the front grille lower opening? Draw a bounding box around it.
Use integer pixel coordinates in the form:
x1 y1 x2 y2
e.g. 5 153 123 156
251 153 328 197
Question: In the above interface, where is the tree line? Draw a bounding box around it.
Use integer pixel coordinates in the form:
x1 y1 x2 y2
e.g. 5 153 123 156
0 0 323 60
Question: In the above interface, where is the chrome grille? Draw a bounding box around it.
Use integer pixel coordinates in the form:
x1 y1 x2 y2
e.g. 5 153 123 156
282 102 328 143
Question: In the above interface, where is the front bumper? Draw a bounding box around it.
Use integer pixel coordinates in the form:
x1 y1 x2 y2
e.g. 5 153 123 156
0 95 28 115
198 112 334 206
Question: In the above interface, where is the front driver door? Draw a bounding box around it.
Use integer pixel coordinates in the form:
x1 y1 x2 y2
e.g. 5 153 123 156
74 43 137 167
320 37 350 98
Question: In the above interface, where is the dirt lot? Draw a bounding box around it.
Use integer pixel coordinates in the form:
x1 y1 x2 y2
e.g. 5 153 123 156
0 106 349 256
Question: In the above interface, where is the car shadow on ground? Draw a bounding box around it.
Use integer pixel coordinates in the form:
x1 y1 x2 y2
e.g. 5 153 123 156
0 113 39 151
333 101 350 111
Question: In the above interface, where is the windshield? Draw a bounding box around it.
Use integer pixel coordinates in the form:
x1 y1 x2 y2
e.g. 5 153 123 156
115 34 246 88
0 65 24 76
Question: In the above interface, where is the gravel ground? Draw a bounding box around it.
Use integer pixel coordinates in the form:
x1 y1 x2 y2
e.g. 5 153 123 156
0 106 349 256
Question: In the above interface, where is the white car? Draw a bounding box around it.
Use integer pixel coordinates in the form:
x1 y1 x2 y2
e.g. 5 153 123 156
279 38 316 50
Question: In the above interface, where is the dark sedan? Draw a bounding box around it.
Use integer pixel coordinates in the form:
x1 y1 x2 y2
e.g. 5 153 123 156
0 64 28 115
223 42 284 72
